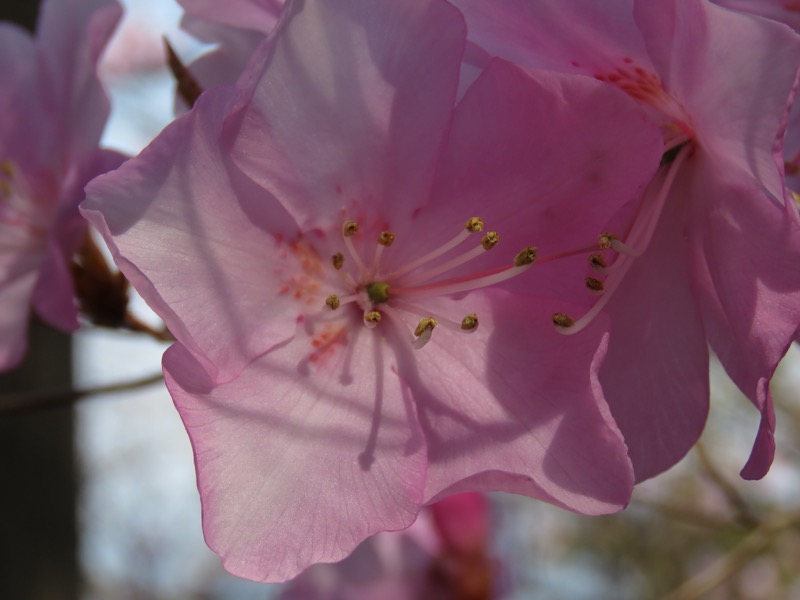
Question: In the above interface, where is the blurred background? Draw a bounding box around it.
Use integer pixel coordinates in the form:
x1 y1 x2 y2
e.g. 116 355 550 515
2 0 800 598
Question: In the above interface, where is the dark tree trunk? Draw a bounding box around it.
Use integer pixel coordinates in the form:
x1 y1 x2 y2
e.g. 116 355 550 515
0 5 78 600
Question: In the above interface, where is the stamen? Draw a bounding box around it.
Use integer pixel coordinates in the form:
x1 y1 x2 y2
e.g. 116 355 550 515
588 253 607 273
384 217 485 280
514 246 537 267
481 231 500 250
325 295 340 310
398 233 499 286
413 317 437 349
364 310 382 328
552 313 575 328
341 220 367 275
598 233 616 250
343 221 359 237
461 313 479 332
332 252 344 270
585 277 604 293
371 231 395 274
465 217 485 232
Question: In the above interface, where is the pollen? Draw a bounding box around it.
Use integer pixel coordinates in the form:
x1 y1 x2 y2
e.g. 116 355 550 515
598 232 617 250
378 231 395 246
465 217 485 233
414 317 438 337
364 310 382 327
461 313 479 331
514 246 537 267
588 253 607 271
325 294 341 310
332 252 344 270
481 231 500 250
552 312 575 328
585 277 604 292
343 220 359 237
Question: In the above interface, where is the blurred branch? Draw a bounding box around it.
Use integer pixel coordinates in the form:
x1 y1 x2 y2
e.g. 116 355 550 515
0 372 164 414
661 511 800 600
634 498 745 531
695 443 760 528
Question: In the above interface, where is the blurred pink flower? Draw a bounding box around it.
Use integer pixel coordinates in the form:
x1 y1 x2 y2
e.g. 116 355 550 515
0 0 122 370
83 0 663 582
281 493 495 600
452 0 800 480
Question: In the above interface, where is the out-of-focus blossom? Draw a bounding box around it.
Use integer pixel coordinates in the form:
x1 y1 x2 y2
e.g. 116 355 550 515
0 0 122 370
452 0 800 481
83 0 663 582
176 0 284 92
281 493 495 600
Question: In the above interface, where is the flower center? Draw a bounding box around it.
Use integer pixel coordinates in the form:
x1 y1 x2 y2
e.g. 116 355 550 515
322 217 545 349
594 59 695 151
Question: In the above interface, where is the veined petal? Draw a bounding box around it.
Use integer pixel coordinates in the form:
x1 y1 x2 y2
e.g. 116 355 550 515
178 0 283 33
37 0 122 167
688 154 800 479
634 0 800 204
423 59 661 274
599 168 709 482
401 291 633 515
228 0 466 230
164 333 427 583
82 87 300 383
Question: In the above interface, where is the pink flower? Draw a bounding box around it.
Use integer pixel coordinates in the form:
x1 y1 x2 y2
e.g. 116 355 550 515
281 493 495 600
452 0 800 480
82 0 663 582
0 0 122 370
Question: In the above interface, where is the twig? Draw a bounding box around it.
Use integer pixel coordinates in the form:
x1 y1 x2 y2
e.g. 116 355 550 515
0 372 165 414
695 443 760 528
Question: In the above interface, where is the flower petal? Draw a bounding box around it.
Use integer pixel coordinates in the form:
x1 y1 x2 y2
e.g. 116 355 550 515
164 330 427 582
82 87 300 382
399 291 634 515
599 168 710 482
228 0 466 229
688 154 800 479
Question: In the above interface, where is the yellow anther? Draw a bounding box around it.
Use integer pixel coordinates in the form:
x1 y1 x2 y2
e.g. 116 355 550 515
343 221 359 237
332 252 344 270
378 231 395 246
552 313 575 328
514 246 537 267
325 295 341 310
481 231 500 250
598 232 618 250
588 253 607 271
0 160 13 177
461 314 479 331
585 277 604 292
414 317 438 337
364 311 382 327
465 217 485 233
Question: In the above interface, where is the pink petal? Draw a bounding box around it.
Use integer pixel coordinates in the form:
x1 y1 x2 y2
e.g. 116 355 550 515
598 168 710 482
37 0 122 166
228 0 466 230
423 59 661 282
634 0 800 204
0 254 41 371
451 0 647 77
178 0 282 33
164 333 427 583
82 88 301 383
408 291 633 515
688 154 800 479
